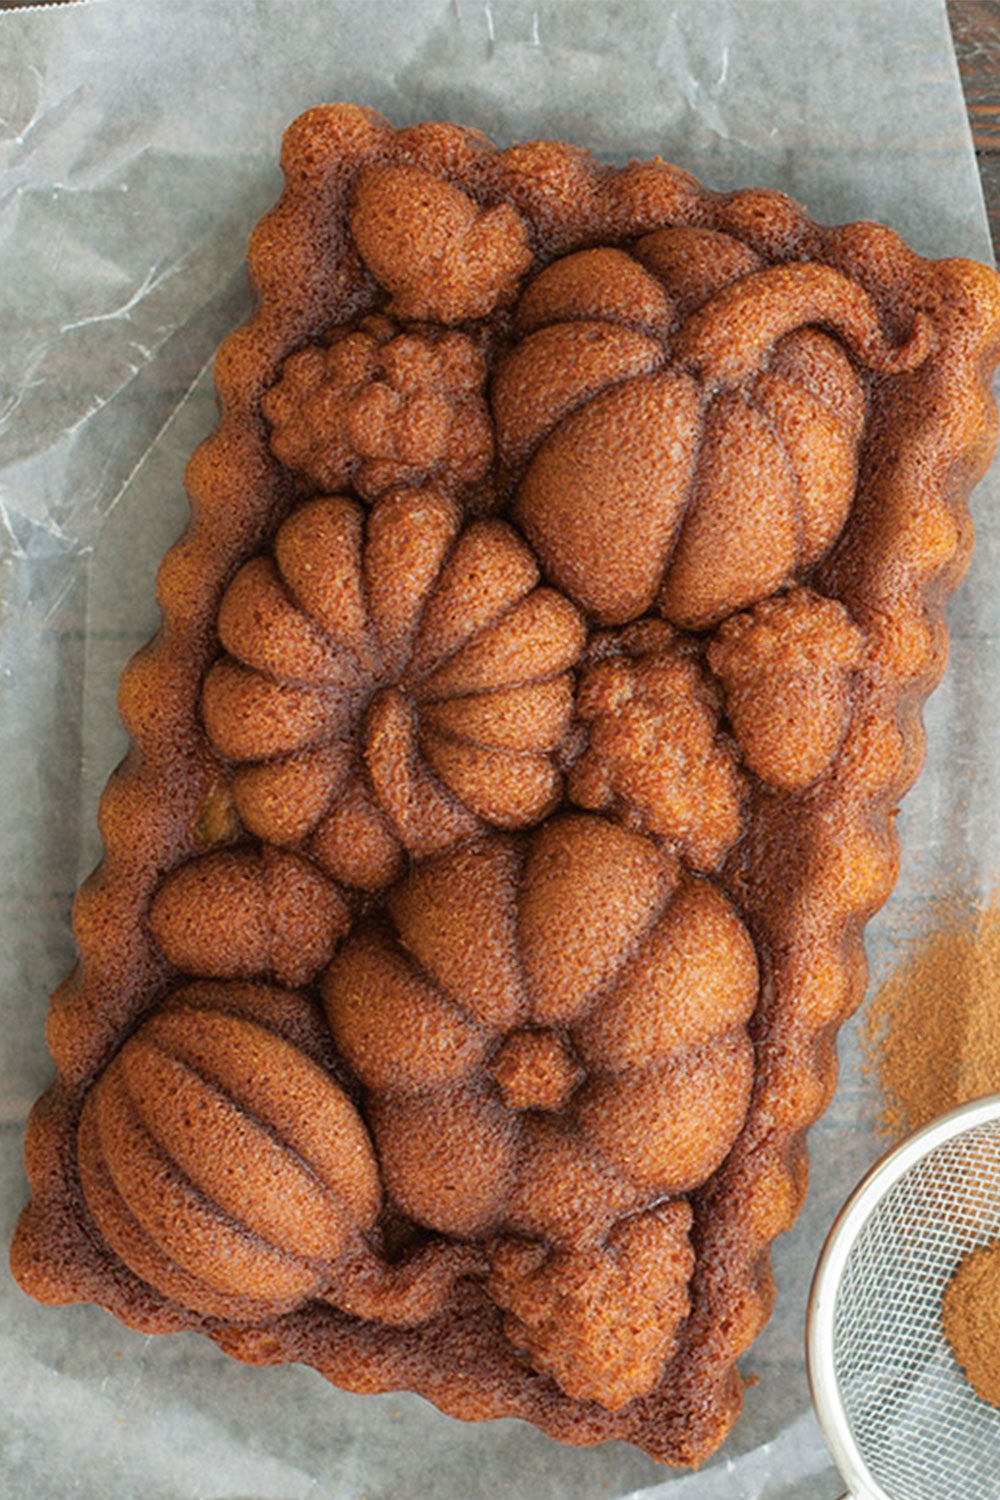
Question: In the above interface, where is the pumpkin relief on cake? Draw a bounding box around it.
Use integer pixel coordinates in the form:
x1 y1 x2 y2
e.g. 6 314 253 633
324 815 757 1408
201 487 585 890
12 106 1000 1469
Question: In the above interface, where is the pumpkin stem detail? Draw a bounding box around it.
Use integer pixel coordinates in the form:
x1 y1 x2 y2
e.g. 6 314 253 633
672 262 934 386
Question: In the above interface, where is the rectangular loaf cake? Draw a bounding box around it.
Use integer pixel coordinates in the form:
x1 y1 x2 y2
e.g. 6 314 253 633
11 105 1000 1465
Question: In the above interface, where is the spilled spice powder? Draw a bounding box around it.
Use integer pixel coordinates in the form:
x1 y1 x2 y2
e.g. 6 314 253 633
941 1240 1000 1407
860 889 1000 1141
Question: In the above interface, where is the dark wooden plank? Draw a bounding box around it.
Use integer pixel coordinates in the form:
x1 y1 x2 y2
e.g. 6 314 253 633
947 0 1000 255
948 0 1000 149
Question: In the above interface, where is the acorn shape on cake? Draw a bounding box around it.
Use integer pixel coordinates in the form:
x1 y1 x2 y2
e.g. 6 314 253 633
76 982 381 1323
321 813 758 1408
568 618 745 870
707 587 865 792
501 227 933 627
201 488 585 891
262 315 494 500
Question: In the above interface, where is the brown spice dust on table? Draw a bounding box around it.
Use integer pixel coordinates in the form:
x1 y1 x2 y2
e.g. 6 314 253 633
861 890 1000 1141
942 1240 1000 1406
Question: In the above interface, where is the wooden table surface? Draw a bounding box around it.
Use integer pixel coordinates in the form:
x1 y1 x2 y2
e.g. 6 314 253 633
948 0 1000 256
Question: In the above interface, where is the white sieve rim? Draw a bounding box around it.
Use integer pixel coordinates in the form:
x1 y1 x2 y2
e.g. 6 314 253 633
805 1092 1000 1500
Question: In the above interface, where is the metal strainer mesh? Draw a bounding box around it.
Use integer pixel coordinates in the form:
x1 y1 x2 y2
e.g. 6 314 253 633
810 1101 1000 1500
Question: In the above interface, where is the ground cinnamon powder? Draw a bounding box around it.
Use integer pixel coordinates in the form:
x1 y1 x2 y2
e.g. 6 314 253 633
941 1240 1000 1407
861 890 1000 1407
860 889 1000 1141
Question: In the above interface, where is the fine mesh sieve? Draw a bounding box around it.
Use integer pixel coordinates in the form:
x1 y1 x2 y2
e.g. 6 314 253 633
806 1093 1000 1500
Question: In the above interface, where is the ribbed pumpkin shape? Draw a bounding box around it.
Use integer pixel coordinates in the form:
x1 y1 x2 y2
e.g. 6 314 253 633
321 813 758 1406
322 813 757 1244
502 228 932 628
202 487 585 891
77 982 380 1323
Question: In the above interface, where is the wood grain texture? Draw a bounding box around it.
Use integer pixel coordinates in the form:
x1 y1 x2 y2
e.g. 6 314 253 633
947 0 1000 254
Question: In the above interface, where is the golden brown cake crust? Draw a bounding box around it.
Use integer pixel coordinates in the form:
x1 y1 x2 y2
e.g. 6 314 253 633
11 104 1000 1466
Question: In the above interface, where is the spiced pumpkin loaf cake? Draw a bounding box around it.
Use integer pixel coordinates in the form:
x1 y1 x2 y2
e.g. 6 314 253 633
11 104 1000 1466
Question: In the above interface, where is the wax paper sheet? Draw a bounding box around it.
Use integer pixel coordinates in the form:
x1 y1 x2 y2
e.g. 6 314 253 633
1 1 997 1496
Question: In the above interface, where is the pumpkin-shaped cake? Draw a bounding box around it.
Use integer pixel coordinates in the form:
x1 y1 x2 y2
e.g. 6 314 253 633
502 229 933 627
77 982 381 1323
202 487 586 890
322 813 758 1407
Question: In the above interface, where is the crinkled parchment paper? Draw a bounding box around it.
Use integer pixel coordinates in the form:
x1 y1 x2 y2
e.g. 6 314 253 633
1 1 997 1496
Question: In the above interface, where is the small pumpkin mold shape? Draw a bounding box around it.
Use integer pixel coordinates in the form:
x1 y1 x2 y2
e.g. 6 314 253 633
149 848 350 988
349 164 534 323
488 1200 694 1411
321 814 758 1407
707 587 865 792
568 619 744 871
202 488 586 891
504 228 933 627
76 981 381 1324
261 315 494 500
